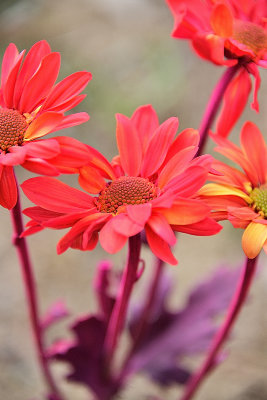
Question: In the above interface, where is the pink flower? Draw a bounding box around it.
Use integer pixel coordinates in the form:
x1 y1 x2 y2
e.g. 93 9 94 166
22 105 221 265
0 40 92 209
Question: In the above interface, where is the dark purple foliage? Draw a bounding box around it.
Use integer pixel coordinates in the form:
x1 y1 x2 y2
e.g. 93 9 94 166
126 266 241 386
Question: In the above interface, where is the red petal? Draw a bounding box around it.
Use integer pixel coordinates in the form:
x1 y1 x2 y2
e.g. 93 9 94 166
116 113 142 176
78 166 106 194
147 213 176 246
19 52 61 113
0 146 27 166
131 104 159 155
141 117 178 177
172 217 222 236
22 159 60 176
51 112 89 132
21 177 95 212
25 139 60 159
240 121 267 184
13 40 51 108
163 166 208 197
0 166 17 209
216 68 252 137
99 218 128 253
3 50 25 108
145 225 177 265
112 214 144 236
247 63 260 112
126 203 152 225
41 71 92 111
1 43 19 88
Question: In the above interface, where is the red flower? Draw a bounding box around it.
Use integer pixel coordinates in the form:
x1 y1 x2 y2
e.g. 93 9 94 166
166 0 267 135
22 105 221 265
0 40 92 209
198 121 267 259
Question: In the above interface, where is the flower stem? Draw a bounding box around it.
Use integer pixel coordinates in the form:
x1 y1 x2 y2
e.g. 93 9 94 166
120 256 164 379
179 255 258 400
10 178 64 400
104 233 141 369
197 64 241 156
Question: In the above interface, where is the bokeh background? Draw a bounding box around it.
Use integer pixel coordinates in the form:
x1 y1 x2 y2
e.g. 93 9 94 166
0 1 267 399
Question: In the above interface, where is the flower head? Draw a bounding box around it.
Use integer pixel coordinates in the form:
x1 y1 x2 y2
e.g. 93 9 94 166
198 121 267 259
21 105 221 265
166 0 267 136
0 40 92 209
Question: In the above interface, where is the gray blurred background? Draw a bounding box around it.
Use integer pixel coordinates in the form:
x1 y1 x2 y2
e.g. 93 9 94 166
0 1 267 399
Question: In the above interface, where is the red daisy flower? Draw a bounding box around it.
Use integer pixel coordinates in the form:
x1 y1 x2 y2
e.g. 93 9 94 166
0 40 92 209
198 121 267 259
21 105 221 265
166 0 267 135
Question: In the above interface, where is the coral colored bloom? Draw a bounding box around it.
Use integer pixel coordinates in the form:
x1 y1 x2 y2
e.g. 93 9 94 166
198 121 267 259
21 105 221 265
0 40 92 209
166 0 267 136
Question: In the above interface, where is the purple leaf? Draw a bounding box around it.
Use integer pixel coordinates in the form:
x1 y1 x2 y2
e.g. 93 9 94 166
48 315 119 400
127 265 241 386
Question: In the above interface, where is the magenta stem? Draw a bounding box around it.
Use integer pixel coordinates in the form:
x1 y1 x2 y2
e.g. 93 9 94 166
10 178 64 400
104 233 141 369
180 255 258 400
197 64 240 156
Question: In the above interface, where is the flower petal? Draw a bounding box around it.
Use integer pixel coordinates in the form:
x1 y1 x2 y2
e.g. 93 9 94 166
145 225 177 265
141 117 178 177
78 166 106 194
0 165 17 209
161 197 210 225
50 112 89 132
25 139 60 159
116 113 142 176
216 68 252 138
242 222 267 258
21 177 95 212
147 213 176 246
126 203 152 225
131 104 159 155
172 217 222 236
198 183 252 203
19 52 61 113
99 218 128 253
210 3 233 37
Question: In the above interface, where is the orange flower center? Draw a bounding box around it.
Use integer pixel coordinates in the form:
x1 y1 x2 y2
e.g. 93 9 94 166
0 108 28 152
250 186 267 217
233 20 267 56
97 176 158 214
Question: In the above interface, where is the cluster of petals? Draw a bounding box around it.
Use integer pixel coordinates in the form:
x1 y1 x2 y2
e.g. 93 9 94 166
198 122 267 259
0 40 92 209
166 0 267 136
22 105 222 265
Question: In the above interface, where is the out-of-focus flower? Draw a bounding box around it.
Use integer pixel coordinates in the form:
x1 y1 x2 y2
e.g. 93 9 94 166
0 40 92 209
21 105 221 265
198 121 267 259
166 0 267 136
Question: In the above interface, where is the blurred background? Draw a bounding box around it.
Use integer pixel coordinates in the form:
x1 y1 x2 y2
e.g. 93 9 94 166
0 0 267 399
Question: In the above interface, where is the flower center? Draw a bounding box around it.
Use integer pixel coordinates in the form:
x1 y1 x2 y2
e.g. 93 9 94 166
250 186 267 217
97 176 158 214
0 108 28 152
232 20 267 56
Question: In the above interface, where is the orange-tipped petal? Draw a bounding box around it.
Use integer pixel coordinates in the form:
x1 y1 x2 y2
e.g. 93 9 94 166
198 183 252 203
24 112 63 140
242 222 267 258
79 166 106 194
210 3 233 37
161 197 210 225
